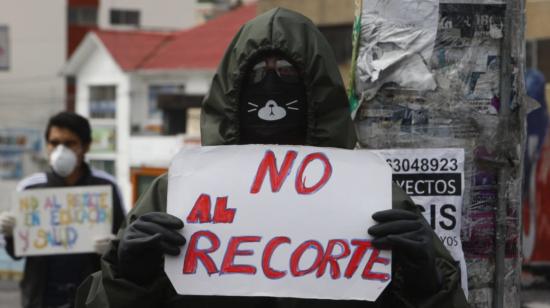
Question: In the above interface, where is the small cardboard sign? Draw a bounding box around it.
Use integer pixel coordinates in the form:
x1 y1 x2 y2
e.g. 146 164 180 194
165 145 392 301
13 185 113 256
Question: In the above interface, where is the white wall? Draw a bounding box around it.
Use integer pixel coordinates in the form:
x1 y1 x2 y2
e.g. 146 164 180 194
0 0 66 211
74 41 132 210
129 135 185 167
0 0 66 128
99 0 197 31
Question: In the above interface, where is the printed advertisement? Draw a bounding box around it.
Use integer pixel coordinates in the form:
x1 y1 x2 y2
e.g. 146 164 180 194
372 148 468 296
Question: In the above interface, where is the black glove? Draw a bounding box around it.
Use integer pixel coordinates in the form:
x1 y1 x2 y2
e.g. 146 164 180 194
368 209 441 294
117 212 186 284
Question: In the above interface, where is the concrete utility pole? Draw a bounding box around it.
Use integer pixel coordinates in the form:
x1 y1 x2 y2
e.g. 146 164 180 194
352 1 526 307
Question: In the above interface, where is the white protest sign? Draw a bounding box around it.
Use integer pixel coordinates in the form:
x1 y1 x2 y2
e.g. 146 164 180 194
165 145 392 301
13 185 113 256
372 148 468 296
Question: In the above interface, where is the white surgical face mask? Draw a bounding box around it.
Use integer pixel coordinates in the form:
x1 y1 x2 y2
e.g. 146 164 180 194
49 145 78 177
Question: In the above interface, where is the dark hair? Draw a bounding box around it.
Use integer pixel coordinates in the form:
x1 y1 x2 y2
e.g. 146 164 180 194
45 112 92 145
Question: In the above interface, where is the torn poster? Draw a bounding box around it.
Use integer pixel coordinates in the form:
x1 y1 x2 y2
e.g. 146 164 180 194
355 0 439 101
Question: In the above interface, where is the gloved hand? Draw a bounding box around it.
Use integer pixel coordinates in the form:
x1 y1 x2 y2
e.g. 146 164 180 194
117 212 186 284
0 212 16 237
368 209 441 294
93 234 117 255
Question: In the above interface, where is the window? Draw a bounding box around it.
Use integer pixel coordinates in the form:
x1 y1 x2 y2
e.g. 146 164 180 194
148 85 184 117
68 6 98 26
89 86 116 119
129 84 185 135
110 9 140 27
90 126 116 153
157 94 203 135
0 25 9 70
131 167 166 204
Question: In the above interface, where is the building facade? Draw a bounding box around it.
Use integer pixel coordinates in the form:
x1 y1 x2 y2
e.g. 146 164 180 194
64 4 257 208
0 0 67 212
98 0 197 31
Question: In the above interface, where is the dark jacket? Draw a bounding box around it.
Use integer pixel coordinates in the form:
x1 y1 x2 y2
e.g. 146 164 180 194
5 163 125 308
76 7 468 308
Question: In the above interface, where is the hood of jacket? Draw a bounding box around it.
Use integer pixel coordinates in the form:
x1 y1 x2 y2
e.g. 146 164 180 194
200 7 357 149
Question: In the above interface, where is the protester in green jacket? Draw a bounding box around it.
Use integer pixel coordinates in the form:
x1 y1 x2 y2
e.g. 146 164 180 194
76 7 469 308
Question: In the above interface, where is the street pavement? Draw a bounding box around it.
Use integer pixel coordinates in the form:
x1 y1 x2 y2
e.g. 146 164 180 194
522 273 550 308
0 280 19 308
523 289 550 308
0 276 549 307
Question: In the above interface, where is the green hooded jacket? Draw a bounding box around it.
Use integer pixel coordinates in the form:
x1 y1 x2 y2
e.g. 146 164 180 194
76 7 469 308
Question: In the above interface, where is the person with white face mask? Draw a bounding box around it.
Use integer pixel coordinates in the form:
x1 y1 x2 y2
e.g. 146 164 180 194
49 144 78 178
0 112 125 308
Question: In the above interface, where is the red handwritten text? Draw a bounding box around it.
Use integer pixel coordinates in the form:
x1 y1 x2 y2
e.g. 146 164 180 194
182 231 390 281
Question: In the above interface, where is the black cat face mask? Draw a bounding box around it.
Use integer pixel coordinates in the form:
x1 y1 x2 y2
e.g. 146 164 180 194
239 57 307 145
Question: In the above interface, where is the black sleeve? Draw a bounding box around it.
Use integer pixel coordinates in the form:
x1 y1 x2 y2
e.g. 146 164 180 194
110 184 125 234
4 236 22 260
